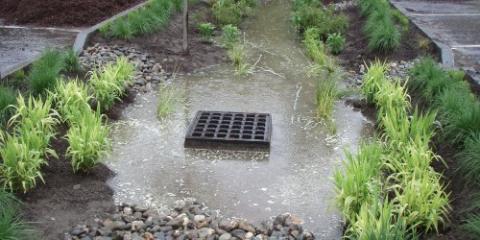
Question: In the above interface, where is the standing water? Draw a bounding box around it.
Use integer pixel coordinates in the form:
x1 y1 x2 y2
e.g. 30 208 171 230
105 1 372 238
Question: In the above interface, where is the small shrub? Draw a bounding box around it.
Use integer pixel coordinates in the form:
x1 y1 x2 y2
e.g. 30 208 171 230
66 111 110 172
326 33 345 55
29 49 65 95
221 24 240 48
392 9 409 32
0 87 16 124
198 22 215 41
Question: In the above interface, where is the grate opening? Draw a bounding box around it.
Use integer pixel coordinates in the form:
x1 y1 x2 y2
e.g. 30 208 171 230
184 111 272 148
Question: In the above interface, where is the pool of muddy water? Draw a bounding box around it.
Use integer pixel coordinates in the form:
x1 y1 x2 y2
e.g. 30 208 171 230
104 1 373 238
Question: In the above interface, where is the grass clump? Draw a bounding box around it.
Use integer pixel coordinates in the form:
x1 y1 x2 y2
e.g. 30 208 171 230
457 133 480 185
0 95 57 192
100 0 182 39
359 0 401 52
51 79 92 124
337 61 450 238
326 33 345 55
227 44 251 75
66 111 110 172
221 24 240 48
0 190 33 239
0 87 17 124
334 142 384 222
292 2 348 39
157 84 179 119
64 49 81 73
89 57 134 111
28 49 65 95
197 22 216 41
212 0 256 25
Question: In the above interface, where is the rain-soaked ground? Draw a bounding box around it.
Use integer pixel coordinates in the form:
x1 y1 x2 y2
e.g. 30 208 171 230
104 1 373 238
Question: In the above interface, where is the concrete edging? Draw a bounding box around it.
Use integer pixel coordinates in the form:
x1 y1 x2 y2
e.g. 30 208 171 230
390 0 480 84
0 1 149 79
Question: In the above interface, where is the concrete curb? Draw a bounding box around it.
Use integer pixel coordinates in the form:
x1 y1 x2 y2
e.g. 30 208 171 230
390 0 479 84
0 1 149 79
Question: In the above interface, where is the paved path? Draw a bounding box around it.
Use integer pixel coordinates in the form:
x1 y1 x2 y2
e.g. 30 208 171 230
391 0 480 83
0 26 80 78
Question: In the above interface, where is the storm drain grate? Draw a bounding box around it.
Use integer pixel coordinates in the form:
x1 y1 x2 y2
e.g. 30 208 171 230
184 111 272 148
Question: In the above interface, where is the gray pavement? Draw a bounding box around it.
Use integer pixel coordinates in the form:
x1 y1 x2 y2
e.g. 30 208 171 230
0 26 79 79
391 0 480 82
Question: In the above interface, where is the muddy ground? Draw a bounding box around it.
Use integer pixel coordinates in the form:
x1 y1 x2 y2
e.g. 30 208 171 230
0 0 144 27
90 2 227 73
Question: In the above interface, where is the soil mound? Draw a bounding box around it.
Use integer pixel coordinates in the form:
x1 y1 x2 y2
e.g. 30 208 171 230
0 0 144 27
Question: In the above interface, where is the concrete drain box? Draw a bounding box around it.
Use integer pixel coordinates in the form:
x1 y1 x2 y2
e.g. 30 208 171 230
184 111 272 148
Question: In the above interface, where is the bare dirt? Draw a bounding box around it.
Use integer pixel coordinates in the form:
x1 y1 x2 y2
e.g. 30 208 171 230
89 2 227 73
338 7 438 72
0 0 144 27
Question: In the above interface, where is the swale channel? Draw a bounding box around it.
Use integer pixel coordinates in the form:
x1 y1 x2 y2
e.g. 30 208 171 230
104 0 373 238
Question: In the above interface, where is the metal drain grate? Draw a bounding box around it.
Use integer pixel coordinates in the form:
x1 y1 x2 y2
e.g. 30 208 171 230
184 111 272 148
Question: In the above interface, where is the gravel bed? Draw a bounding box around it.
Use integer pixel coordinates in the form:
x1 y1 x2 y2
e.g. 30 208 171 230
66 199 315 240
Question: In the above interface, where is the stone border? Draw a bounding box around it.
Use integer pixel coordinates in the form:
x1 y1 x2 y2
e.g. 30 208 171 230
390 0 480 84
0 1 149 79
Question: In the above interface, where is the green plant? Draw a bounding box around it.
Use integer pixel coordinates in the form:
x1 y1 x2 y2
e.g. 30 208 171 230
462 214 480 237
28 49 65 95
66 111 110 172
361 61 387 103
457 133 480 185
64 49 81 73
0 190 33 239
221 24 240 48
360 0 401 52
198 22 216 41
101 0 181 39
212 0 255 25
157 84 178 119
0 87 17 124
334 142 384 222
227 44 250 75
293 4 348 39
392 9 409 32
315 68 340 120
326 33 345 55
51 79 92 124
346 200 414 240
303 28 335 71
89 57 134 111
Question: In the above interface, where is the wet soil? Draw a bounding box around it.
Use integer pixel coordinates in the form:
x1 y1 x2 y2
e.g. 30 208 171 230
19 125 116 240
337 7 438 71
0 0 144 27
90 3 227 73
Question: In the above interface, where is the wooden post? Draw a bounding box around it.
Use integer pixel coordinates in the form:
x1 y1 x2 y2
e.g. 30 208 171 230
182 0 189 53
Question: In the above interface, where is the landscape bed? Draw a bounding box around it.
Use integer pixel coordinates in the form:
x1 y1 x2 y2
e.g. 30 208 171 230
0 0 145 27
0 0 479 239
